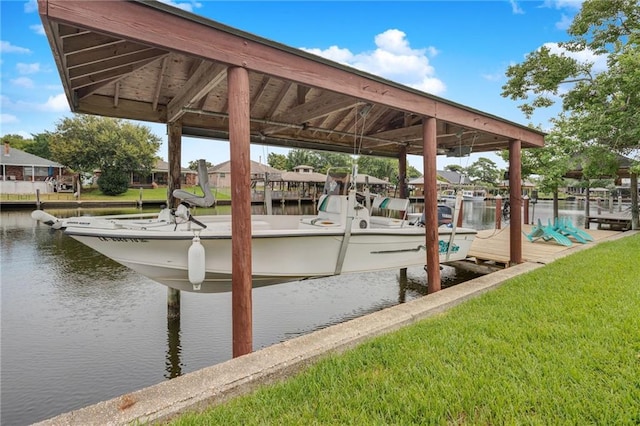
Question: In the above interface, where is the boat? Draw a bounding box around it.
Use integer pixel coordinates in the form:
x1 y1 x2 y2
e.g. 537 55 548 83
462 189 487 202
32 164 477 293
439 189 457 202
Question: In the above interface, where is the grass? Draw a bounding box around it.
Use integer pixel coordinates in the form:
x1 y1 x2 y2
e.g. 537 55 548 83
0 186 231 201
171 234 640 425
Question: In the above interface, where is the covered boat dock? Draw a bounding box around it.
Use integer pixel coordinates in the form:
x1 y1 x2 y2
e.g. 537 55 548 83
38 0 545 356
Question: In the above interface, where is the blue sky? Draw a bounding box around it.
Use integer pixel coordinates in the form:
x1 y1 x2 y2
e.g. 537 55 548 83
1 0 588 172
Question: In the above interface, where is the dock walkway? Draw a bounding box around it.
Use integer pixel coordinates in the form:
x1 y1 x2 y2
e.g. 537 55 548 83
464 224 619 269
586 209 633 231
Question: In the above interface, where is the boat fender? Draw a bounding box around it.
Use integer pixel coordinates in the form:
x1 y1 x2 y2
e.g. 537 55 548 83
31 210 60 228
188 234 206 290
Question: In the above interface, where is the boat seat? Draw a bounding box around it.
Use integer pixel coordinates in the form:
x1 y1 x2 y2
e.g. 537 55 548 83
371 197 410 211
173 159 216 208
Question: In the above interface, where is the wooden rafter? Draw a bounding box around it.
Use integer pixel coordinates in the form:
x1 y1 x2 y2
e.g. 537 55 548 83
152 57 168 111
166 62 227 122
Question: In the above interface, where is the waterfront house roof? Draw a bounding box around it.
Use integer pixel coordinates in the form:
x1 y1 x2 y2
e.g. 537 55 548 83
409 170 469 185
153 159 196 174
564 154 636 179
210 160 283 177
0 145 63 168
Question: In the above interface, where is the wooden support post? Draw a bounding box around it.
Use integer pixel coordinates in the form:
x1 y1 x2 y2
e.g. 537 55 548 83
167 121 182 209
631 173 639 230
422 117 441 293
398 145 407 199
228 66 253 357
523 195 529 225
584 185 591 229
456 196 464 228
166 310 182 378
167 121 182 317
495 195 502 230
167 286 180 319
508 139 522 265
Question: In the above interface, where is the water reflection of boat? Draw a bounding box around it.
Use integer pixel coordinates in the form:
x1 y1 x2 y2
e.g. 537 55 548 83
32 167 476 293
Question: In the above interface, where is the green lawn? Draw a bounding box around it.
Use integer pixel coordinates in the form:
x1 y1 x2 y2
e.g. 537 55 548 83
0 186 230 201
171 234 640 425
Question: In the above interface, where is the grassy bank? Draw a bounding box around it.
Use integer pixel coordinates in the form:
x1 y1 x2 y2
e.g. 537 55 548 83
172 234 640 425
0 186 230 201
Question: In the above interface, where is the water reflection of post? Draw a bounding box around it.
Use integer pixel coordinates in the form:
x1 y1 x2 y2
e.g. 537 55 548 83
165 311 182 379
398 268 407 304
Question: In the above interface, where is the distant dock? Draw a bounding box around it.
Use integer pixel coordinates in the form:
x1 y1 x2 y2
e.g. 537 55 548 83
586 209 633 231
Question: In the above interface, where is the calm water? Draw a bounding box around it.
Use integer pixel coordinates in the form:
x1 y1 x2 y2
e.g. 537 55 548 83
1 199 594 425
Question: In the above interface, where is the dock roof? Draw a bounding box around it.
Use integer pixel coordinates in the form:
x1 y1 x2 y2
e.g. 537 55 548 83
37 0 545 160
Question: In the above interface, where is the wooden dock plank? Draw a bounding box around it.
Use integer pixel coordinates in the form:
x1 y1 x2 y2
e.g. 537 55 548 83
467 225 620 266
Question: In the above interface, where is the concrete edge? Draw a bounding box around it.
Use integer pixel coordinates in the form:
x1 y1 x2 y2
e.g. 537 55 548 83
33 231 638 426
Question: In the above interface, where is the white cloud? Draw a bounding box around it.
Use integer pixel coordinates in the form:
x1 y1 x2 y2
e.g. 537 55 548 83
24 0 37 13
0 114 19 124
16 62 41 75
1 93 70 113
301 29 445 96
482 72 504 82
302 45 354 64
509 0 524 14
11 77 35 89
555 14 573 30
158 0 202 12
0 41 31 54
30 24 45 36
542 0 584 10
38 93 70 112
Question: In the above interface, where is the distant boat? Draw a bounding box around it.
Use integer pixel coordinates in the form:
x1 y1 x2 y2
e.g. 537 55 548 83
440 189 486 202
462 189 486 202
439 189 457 202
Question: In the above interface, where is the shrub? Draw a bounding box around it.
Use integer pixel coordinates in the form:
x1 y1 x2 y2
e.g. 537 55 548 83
98 168 130 195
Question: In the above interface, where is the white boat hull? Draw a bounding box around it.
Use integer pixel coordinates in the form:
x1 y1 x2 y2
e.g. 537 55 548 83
65 214 475 293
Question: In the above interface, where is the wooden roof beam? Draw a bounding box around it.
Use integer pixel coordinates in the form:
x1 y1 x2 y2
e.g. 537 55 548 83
68 47 166 80
75 55 168 99
166 62 226 122
273 92 361 124
250 75 271 115
152 57 168 111
66 40 158 68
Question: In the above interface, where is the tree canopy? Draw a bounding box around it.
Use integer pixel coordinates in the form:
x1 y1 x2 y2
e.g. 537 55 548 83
187 159 213 170
2 133 53 159
49 114 161 176
501 0 639 170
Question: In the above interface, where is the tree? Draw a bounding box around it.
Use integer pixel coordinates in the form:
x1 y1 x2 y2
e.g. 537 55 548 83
97 167 130 195
465 157 501 186
1 132 54 159
267 153 287 170
357 156 420 185
49 114 161 184
444 164 464 174
501 0 639 228
187 159 213 170
2 134 31 151
284 149 352 173
502 0 639 150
